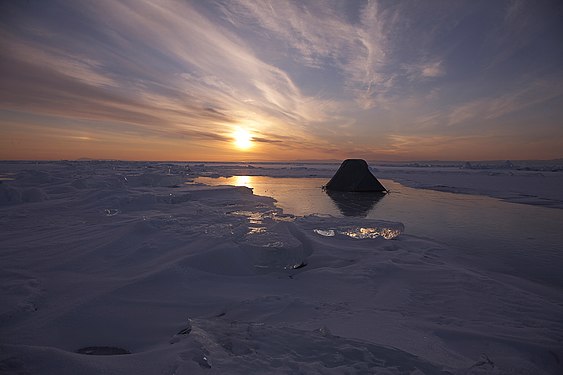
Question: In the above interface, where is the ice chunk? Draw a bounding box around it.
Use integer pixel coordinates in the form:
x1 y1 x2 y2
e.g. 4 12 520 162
247 227 267 235
104 208 120 217
239 222 308 270
338 225 403 240
314 229 335 237
272 213 296 222
228 210 265 224
314 226 402 239
301 215 405 240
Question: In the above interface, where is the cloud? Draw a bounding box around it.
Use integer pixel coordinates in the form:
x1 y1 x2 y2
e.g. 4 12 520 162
218 0 397 109
1 0 562 160
219 1 358 68
250 136 282 144
412 76 563 132
0 0 343 147
402 60 445 82
3 36 117 88
420 61 445 78
484 0 562 73
429 79 563 128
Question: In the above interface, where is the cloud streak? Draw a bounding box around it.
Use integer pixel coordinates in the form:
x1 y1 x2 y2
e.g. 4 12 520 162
1 0 562 160
219 0 398 109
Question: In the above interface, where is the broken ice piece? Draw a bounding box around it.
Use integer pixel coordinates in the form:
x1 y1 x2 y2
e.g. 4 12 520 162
314 229 335 237
104 208 120 217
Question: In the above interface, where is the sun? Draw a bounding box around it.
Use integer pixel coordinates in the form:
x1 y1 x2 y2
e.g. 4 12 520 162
233 129 253 150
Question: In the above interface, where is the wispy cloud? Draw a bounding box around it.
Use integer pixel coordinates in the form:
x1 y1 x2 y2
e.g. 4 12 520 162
1 0 340 146
414 78 563 129
420 61 445 78
402 60 445 82
4 39 117 88
219 0 399 109
0 0 561 160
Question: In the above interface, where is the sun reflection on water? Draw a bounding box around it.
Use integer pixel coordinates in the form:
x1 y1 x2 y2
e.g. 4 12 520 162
233 175 254 189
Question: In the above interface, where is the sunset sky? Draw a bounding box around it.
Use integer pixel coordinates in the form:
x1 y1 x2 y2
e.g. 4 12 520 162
1 0 562 161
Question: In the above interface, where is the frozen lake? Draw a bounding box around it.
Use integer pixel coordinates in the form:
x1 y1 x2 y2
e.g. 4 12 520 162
198 176 563 288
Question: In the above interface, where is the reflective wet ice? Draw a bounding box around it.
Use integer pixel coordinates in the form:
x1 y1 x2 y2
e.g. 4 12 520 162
198 175 563 287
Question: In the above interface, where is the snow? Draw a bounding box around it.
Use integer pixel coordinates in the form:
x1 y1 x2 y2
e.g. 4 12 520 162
376 166 563 209
0 160 562 374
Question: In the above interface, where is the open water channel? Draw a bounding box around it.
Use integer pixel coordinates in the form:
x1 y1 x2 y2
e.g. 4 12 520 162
197 176 563 289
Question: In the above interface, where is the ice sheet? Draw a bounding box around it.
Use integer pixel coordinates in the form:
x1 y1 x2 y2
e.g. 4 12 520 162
0 161 562 374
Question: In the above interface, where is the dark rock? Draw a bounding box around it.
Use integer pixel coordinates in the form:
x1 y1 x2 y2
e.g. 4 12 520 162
325 159 386 192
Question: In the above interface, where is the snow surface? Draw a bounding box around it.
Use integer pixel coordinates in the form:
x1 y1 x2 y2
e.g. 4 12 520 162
1 160 562 374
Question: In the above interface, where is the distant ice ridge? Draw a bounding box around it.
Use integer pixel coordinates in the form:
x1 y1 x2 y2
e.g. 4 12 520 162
377 159 563 172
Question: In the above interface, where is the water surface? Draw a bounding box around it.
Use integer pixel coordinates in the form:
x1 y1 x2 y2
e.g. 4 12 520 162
197 176 563 288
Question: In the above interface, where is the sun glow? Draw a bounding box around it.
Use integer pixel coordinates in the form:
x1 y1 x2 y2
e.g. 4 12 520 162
233 129 253 150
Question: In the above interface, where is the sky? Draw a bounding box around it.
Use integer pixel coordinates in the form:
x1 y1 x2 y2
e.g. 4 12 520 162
1 0 562 161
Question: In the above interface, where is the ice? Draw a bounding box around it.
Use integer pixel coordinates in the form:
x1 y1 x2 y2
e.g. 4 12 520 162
104 208 120 217
124 171 187 188
337 225 404 239
246 227 266 235
303 215 405 241
0 160 562 374
238 221 309 270
0 185 22 205
227 210 267 224
313 229 335 237
0 185 47 205
314 225 403 239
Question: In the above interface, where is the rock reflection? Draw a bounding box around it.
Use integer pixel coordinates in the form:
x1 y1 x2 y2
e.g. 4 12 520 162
325 190 386 217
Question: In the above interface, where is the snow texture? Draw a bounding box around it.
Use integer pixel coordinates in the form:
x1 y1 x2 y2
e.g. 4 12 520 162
0 160 562 374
